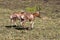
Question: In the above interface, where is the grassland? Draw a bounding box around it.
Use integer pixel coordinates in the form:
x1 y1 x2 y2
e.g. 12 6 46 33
0 8 60 40
0 0 60 40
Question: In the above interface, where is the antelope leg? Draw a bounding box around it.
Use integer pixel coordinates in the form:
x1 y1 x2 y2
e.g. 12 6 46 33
11 19 17 25
20 20 26 27
30 21 34 29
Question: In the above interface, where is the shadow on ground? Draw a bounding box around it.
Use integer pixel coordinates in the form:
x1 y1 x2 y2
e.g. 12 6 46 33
5 25 29 30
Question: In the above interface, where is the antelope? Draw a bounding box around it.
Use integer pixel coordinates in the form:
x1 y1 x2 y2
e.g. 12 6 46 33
20 11 41 29
10 11 41 29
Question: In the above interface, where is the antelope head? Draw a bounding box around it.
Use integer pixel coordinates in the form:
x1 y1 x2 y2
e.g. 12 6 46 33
33 11 41 18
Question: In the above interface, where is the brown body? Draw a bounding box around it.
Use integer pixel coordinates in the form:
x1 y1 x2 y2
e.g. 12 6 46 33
10 11 41 29
20 11 41 29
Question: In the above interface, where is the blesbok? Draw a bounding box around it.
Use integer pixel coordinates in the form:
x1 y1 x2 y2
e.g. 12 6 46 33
10 11 41 29
20 11 41 29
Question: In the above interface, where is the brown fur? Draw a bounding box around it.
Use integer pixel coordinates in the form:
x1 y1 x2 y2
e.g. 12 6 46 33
20 11 41 28
10 11 41 29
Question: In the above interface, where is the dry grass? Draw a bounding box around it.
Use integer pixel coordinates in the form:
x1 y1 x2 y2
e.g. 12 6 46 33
0 8 60 40
0 0 60 40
